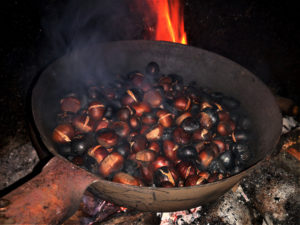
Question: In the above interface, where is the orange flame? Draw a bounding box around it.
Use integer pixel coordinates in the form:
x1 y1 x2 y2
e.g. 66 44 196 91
141 0 187 44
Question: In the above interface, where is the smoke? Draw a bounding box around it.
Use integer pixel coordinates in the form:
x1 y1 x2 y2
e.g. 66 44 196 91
40 0 144 59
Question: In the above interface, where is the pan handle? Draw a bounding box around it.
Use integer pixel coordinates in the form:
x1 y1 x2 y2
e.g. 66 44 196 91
0 156 100 224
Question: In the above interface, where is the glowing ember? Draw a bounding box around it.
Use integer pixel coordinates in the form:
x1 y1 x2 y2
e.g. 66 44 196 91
138 0 187 44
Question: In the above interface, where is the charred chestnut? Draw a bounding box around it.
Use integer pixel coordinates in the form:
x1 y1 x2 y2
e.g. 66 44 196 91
219 150 234 169
60 96 81 113
122 159 140 177
113 172 139 186
71 134 94 155
52 124 75 143
199 108 219 129
177 145 198 162
181 117 200 132
98 152 124 177
96 129 119 148
114 141 131 158
145 61 160 76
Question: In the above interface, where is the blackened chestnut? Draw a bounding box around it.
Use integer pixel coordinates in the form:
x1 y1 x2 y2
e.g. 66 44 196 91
113 172 139 186
221 96 240 110
181 117 200 132
114 141 131 158
96 129 119 148
57 143 72 156
88 101 105 121
71 134 94 155
219 150 234 169
60 96 81 113
208 159 226 174
98 152 124 177
177 145 198 162
232 130 249 142
199 108 219 129
175 112 192 126
122 159 140 177
88 145 109 164
145 61 160 76
162 127 175 140
52 124 75 143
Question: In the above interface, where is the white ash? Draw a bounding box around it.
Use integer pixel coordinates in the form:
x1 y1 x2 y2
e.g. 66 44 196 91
255 180 298 221
214 189 252 225
282 116 299 134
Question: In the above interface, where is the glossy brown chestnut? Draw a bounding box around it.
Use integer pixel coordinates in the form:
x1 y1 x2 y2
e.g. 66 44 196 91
173 127 191 145
157 110 173 128
96 129 119 148
132 102 151 117
129 116 141 131
94 119 109 132
217 121 233 136
140 165 154 184
198 149 215 169
144 89 163 108
110 121 130 138
87 145 109 164
72 115 94 133
117 107 132 121
52 124 75 143
142 113 157 125
88 101 105 121
174 97 191 111
60 96 81 113
192 128 212 142
98 152 124 177
176 161 197 180
175 112 192 126
163 140 179 161
131 135 148 153
185 173 208 186
121 89 139 105
136 149 156 162
154 166 179 187
145 125 164 141
113 172 139 186
213 139 226 153
148 141 161 153
151 156 172 171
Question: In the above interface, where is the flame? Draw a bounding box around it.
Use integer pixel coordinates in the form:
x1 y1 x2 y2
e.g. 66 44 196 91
140 0 187 45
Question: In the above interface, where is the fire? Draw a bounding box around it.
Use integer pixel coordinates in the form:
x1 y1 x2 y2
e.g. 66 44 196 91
137 0 187 45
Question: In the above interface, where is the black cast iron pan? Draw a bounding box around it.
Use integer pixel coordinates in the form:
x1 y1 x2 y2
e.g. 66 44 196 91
2 40 282 224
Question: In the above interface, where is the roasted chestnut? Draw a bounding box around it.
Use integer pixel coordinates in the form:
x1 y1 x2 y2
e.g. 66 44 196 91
88 101 105 121
71 134 94 155
94 119 109 132
174 97 191 111
219 150 234 169
140 165 154 184
98 152 124 177
192 128 212 142
142 112 157 125
145 125 164 141
117 107 132 121
136 149 156 162
114 141 131 158
129 116 141 131
163 140 179 161
73 115 94 133
199 108 219 129
122 159 140 177
154 166 179 187
185 172 209 186
113 172 139 186
96 129 119 148
148 141 161 153
110 121 130 138
217 121 233 136
157 110 173 128
131 135 148 153
60 96 81 113
198 148 215 169
181 117 200 132
175 112 192 126
132 102 151 117
144 89 163 108
52 124 75 143
88 145 109 164
151 156 172 171
173 127 191 145
176 161 197 180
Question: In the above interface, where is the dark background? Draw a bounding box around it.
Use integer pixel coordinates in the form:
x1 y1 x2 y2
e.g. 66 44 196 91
0 0 299 150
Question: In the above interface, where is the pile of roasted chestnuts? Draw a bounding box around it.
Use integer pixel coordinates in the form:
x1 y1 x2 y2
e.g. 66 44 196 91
52 62 252 187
